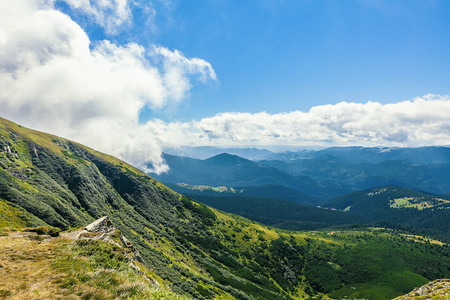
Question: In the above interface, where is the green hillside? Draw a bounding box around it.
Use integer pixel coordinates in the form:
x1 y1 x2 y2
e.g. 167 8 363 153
324 186 450 240
1 117 450 299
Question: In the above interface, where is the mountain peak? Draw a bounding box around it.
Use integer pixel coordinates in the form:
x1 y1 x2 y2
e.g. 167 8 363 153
204 152 253 165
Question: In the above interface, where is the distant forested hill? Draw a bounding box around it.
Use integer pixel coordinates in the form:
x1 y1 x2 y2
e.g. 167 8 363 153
166 182 319 205
323 185 450 240
151 153 350 199
261 146 450 195
152 146 450 203
186 193 367 231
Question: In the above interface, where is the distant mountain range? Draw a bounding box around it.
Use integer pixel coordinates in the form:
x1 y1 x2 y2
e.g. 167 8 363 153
151 153 349 199
151 147 450 240
163 146 275 160
152 146 450 199
164 145 450 164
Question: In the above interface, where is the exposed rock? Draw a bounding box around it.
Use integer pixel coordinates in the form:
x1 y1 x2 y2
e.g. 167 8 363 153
120 235 144 263
84 216 115 234
32 145 39 158
75 216 119 246
73 217 146 269
120 235 133 248
395 279 450 299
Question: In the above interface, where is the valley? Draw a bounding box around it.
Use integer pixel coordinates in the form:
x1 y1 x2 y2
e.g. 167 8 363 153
154 147 450 241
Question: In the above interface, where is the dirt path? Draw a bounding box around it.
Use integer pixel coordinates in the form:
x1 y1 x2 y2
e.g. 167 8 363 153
0 234 73 299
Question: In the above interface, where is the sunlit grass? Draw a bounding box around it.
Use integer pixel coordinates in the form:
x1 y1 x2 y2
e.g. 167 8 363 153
0 234 188 300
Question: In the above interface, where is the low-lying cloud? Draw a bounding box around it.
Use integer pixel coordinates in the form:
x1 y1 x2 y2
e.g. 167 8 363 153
148 94 450 150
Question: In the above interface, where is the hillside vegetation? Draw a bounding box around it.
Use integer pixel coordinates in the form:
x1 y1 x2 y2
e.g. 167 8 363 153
170 183 450 240
187 193 368 231
324 186 450 241
0 117 449 299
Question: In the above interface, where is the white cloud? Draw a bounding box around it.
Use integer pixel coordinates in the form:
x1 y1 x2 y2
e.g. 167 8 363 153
58 0 132 34
143 94 450 151
152 46 217 103
0 0 215 174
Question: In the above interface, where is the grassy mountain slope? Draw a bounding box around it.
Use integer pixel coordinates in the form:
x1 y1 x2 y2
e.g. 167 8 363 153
1 117 450 299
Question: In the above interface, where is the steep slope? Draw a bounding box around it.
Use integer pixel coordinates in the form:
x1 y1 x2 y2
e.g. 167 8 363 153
1 117 450 299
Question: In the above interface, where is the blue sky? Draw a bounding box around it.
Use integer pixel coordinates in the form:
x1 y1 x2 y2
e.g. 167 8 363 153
2 0 450 172
58 0 450 121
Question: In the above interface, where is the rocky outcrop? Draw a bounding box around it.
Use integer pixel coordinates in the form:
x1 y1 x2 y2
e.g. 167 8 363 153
75 216 121 247
74 217 160 285
395 279 450 299
84 216 115 233
120 235 144 263
65 217 149 271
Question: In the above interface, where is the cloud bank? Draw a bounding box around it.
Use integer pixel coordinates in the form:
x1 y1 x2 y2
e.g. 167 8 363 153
0 0 215 173
148 94 450 150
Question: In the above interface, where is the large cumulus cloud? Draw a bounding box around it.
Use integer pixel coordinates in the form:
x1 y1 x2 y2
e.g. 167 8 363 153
0 0 215 173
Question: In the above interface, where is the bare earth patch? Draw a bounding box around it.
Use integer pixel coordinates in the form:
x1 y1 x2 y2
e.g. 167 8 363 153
0 235 72 299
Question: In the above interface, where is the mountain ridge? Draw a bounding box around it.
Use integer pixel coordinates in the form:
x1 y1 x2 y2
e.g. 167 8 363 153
152 152 349 199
